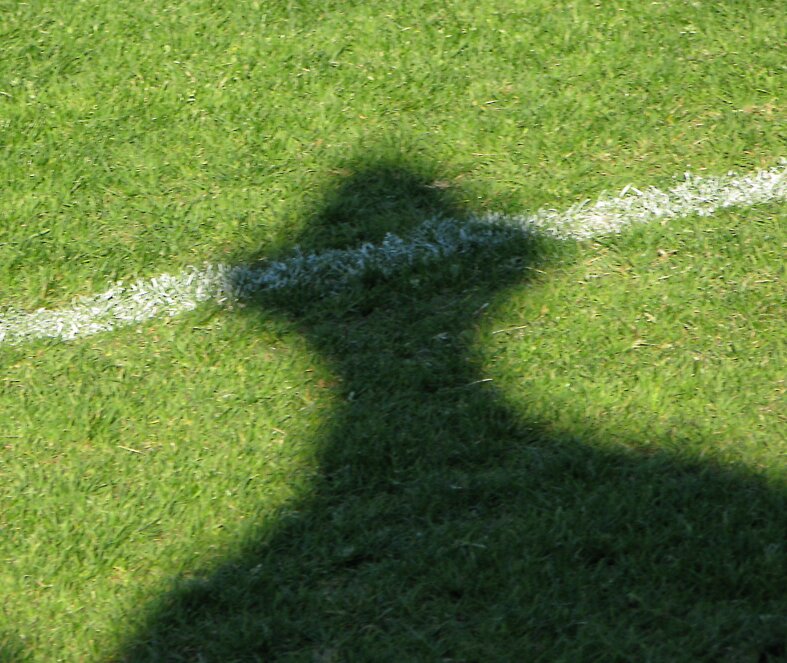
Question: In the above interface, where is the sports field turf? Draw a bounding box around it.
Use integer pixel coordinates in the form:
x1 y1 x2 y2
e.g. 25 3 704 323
1 1 785 661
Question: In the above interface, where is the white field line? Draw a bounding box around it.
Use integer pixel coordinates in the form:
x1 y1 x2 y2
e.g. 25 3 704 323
1 162 785 346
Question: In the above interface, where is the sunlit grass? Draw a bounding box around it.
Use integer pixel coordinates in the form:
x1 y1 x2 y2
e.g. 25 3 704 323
1 0 784 307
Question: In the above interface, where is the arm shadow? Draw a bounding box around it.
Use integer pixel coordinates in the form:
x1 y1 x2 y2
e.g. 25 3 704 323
117 157 787 662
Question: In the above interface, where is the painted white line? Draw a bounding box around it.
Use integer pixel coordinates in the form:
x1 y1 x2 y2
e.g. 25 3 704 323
1 161 785 346
506 160 786 240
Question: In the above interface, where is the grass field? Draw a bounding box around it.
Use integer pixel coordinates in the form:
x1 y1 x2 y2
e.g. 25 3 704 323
1 1 786 661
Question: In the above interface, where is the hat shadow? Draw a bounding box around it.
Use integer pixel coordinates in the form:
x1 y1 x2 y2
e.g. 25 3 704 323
118 159 787 662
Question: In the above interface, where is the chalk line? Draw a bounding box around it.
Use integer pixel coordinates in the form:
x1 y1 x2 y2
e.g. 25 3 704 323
1 161 785 346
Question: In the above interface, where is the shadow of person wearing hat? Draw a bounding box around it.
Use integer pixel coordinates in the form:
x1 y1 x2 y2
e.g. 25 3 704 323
120 157 787 662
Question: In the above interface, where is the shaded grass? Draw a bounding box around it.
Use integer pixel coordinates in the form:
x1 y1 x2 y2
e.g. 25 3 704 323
117 167 786 662
1 164 782 661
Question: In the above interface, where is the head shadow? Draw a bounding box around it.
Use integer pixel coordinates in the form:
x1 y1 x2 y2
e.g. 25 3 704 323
119 158 787 662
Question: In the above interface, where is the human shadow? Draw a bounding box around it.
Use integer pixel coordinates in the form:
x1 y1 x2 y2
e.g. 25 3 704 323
0 634 27 663
120 161 787 662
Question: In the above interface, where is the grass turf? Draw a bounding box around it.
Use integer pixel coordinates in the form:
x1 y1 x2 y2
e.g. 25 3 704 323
0 0 785 661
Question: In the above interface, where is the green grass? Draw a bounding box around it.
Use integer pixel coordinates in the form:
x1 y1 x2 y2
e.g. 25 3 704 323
1 1 785 661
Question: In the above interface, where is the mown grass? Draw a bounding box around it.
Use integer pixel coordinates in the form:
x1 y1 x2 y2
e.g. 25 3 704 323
0 0 785 661
1 0 784 307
